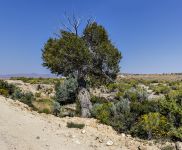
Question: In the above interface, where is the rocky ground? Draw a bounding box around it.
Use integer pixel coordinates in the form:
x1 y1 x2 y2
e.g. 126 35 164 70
0 95 181 150
6 79 163 101
6 80 55 98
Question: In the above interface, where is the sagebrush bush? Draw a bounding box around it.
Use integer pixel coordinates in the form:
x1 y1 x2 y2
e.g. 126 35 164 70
114 98 130 114
124 87 148 102
55 77 78 105
109 98 134 132
12 89 34 107
52 101 61 116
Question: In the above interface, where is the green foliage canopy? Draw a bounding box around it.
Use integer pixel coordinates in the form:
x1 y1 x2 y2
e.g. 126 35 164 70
42 22 122 86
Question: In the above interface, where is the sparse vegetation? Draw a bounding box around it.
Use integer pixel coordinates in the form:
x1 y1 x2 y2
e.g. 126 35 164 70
161 145 175 150
0 80 16 97
32 98 54 114
1 75 182 142
67 122 85 129
0 80 60 115
90 77 182 141
10 77 63 84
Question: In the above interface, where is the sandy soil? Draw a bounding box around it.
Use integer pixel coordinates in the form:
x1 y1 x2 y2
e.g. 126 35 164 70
0 95 170 150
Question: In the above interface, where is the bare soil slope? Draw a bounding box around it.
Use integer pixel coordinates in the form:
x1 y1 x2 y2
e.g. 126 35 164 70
0 96 174 150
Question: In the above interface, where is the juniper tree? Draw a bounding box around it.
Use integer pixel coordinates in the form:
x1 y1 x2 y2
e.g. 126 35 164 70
42 16 122 117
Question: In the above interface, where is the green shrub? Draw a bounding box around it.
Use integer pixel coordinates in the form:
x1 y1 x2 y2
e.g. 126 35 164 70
131 112 170 140
40 108 51 114
0 89 9 97
91 96 108 104
107 80 133 93
115 91 124 99
35 92 41 97
11 89 22 99
168 127 182 141
0 80 16 96
19 92 34 107
32 98 55 114
116 82 132 93
91 102 113 124
152 84 171 95
107 83 118 92
67 122 85 129
159 97 182 128
130 100 160 116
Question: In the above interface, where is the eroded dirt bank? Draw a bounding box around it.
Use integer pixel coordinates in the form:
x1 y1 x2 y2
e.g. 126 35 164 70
0 96 177 150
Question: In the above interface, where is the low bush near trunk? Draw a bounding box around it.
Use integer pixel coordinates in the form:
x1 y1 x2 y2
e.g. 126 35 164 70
67 122 85 129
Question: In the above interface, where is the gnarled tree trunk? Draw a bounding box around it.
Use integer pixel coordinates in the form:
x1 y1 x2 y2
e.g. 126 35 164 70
77 76 92 117
78 88 92 117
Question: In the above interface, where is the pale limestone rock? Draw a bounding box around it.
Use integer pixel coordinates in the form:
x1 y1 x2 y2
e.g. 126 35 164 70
106 140 114 146
81 130 86 134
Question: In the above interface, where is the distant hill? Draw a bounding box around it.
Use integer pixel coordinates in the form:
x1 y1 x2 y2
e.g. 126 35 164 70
0 73 59 79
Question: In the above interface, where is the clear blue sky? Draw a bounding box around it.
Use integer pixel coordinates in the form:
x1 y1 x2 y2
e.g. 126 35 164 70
0 0 182 74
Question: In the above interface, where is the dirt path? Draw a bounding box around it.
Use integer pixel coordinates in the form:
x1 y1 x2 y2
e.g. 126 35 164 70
0 96 164 150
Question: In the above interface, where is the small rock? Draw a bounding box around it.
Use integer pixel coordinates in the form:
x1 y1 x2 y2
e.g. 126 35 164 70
121 133 125 138
127 134 131 138
36 136 40 139
74 140 81 145
99 139 103 143
81 130 86 134
69 134 76 138
138 145 147 150
90 143 97 148
106 140 114 146
95 136 104 143
176 142 182 150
